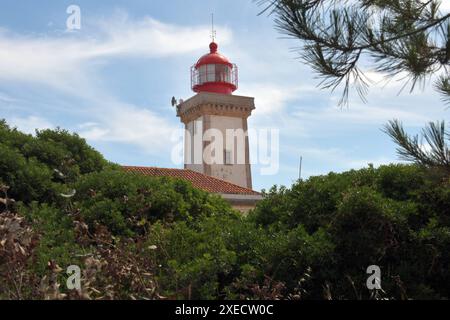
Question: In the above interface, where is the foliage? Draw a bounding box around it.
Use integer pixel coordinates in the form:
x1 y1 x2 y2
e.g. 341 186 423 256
0 197 162 300
257 0 450 105
72 169 232 236
0 186 40 299
251 164 450 299
0 120 109 204
384 120 450 174
1 120 450 299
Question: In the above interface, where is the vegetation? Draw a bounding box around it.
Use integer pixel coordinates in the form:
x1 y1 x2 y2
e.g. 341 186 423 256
257 0 450 105
1 119 450 299
384 120 450 174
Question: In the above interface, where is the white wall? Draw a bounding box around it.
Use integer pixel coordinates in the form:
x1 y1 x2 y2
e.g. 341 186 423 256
185 116 204 173
184 114 251 188
209 115 248 188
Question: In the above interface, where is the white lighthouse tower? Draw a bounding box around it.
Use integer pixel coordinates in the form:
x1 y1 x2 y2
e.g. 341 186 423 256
177 41 255 189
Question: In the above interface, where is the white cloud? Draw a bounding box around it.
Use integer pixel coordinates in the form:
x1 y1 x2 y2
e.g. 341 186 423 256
239 84 312 115
0 91 17 103
0 14 232 95
273 62 447 146
78 101 178 154
440 1 450 12
0 6 447 183
7 115 53 134
293 99 431 127
92 13 232 58
0 14 232 157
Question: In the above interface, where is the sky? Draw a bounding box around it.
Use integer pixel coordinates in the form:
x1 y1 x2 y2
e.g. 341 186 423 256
0 0 449 191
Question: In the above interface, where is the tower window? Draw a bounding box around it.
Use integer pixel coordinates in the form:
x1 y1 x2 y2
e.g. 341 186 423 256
215 64 231 83
207 64 216 82
197 64 232 85
224 150 233 165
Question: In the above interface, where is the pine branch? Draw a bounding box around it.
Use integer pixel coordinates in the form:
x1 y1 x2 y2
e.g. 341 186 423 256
384 120 450 172
257 0 450 104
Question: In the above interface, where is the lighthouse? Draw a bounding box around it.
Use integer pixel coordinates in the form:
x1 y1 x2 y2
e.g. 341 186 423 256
124 39 262 213
177 41 255 189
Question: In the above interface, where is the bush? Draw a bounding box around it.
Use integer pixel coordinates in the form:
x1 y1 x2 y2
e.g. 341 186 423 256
1 119 449 300
250 165 450 299
0 120 109 204
72 169 234 236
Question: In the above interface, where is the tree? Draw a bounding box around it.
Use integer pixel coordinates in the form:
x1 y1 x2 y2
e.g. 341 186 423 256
384 120 450 173
257 0 450 105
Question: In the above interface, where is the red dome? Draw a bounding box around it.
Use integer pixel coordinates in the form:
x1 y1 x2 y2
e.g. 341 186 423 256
191 42 238 95
195 42 233 68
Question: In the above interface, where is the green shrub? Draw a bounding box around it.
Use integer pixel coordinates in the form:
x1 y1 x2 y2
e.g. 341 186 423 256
0 144 54 203
0 121 109 204
147 217 239 299
72 169 234 236
250 165 450 299
20 203 81 276
2 119 449 300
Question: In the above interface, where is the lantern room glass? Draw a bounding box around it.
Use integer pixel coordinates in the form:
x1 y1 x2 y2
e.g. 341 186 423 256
197 64 232 85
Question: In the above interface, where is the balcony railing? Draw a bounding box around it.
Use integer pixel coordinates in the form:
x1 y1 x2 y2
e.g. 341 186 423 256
191 63 238 89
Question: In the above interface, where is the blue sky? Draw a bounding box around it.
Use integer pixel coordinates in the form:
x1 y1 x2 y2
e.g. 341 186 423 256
0 0 449 191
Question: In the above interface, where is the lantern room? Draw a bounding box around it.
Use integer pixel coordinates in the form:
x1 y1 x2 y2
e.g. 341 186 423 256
191 42 238 95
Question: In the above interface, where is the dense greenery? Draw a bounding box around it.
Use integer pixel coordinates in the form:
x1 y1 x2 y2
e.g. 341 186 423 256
252 165 450 299
1 119 449 299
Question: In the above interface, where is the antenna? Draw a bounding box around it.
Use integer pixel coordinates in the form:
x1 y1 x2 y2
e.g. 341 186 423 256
211 13 216 42
299 156 303 181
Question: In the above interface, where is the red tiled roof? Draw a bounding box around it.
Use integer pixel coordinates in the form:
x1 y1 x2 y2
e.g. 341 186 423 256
123 166 260 196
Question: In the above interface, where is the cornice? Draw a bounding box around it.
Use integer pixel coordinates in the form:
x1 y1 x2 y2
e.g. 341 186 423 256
177 92 255 124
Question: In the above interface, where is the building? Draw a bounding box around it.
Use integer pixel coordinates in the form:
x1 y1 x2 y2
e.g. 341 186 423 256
125 41 262 213
123 166 262 213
